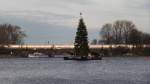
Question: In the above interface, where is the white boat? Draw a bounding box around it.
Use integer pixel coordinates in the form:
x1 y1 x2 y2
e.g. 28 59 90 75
28 52 49 58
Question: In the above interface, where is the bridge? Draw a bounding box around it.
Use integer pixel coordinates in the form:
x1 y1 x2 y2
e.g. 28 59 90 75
7 44 134 49
2 44 149 57
5 44 110 56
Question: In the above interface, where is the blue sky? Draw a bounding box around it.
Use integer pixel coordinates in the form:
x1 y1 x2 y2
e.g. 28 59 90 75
0 0 149 44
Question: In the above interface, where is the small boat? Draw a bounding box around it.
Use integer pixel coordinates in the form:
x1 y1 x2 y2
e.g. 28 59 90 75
28 52 49 58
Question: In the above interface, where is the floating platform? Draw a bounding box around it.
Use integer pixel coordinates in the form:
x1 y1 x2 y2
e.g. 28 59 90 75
64 57 102 61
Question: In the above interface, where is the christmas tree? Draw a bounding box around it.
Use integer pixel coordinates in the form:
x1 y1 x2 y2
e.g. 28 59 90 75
74 13 89 59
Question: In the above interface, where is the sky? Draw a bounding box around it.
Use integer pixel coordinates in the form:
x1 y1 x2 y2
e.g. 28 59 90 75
0 0 149 44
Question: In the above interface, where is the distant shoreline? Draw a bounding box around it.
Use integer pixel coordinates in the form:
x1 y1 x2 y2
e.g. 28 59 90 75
0 55 149 59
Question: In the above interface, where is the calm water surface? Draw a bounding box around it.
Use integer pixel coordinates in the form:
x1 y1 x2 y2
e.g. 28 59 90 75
0 57 150 84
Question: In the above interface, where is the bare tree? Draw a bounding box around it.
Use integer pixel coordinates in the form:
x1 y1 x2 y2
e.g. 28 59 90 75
0 24 26 45
100 23 113 44
99 20 142 45
121 21 136 44
112 20 138 44
113 21 124 44
128 28 142 46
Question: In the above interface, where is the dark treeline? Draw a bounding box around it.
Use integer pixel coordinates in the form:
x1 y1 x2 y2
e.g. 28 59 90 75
0 24 26 45
91 20 150 45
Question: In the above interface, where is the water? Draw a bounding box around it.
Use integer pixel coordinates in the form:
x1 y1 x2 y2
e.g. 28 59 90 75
0 57 150 84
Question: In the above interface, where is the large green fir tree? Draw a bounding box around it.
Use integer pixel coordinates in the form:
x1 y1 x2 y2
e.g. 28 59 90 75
74 16 89 59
